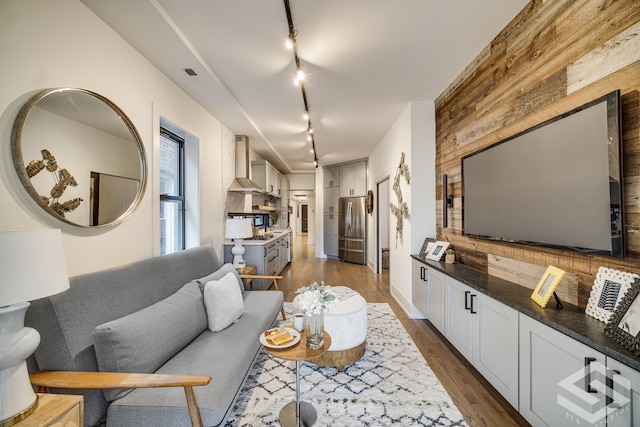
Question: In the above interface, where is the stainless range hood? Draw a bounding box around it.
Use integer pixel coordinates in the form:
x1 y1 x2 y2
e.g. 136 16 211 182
228 135 263 193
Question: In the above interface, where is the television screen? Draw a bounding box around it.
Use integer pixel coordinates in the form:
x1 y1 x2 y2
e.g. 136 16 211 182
462 91 623 257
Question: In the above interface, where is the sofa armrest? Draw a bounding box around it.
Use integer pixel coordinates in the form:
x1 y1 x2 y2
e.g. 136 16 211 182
237 274 283 280
31 371 211 427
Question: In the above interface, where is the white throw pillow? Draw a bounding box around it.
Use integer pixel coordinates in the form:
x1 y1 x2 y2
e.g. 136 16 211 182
204 271 244 331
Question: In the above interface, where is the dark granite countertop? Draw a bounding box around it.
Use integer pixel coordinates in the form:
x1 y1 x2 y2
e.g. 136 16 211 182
411 254 640 372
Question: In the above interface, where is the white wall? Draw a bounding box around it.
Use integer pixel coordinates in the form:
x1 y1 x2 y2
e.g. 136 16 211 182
368 101 436 318
0 0 227 276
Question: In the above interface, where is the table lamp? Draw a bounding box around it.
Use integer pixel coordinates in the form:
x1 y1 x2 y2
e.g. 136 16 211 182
0 229 70 425
225 218 253 268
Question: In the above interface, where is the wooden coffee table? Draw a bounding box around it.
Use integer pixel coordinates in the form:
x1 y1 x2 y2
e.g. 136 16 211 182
263 330 331 427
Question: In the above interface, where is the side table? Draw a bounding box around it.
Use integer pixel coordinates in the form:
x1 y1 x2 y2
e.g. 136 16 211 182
263 331 331 427
14 393 83 427
236 265 257 290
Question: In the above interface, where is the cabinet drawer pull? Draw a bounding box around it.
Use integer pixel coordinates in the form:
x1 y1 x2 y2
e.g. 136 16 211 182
420 267 425 281
464 291 471 310
584 357 597 393
470 294 477 314
606 369 621 406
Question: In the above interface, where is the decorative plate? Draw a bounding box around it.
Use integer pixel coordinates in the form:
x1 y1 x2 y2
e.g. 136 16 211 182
260 327 301 349
366 190 374 213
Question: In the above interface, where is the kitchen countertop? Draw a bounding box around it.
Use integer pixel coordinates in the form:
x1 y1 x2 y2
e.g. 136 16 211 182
224 229 291 246
411 254 640 372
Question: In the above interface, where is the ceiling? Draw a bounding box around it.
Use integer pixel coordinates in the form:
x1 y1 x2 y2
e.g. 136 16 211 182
80 0 528 173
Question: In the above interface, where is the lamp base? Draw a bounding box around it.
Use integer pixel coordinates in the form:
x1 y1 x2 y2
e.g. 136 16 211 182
0 302 41 426
231 239 246 268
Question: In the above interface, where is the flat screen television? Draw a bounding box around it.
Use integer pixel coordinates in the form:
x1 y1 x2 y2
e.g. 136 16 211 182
462 90 624 257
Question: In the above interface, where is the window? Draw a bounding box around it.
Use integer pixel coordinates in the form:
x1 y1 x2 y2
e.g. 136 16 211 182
160 128 185 254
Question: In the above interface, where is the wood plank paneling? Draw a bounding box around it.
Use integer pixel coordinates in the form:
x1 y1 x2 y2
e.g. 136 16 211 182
436 0 640 309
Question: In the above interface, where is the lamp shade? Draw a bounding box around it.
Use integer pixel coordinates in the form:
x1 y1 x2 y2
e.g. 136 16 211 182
0 229 70 306
225 218 253 240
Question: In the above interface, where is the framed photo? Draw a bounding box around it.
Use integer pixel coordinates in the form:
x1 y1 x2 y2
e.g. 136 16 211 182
420 237 437 258
605 278 640 355
530 265 566 308
586 267 637 323
426 241 450 261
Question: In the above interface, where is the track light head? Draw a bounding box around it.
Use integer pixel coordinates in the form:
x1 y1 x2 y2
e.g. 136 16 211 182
303 110 309 120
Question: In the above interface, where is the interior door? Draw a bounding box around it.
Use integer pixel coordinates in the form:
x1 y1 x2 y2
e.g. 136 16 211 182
301 204 308 232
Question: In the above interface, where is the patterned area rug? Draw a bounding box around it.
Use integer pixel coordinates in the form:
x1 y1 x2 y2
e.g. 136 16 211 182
224 303 467 426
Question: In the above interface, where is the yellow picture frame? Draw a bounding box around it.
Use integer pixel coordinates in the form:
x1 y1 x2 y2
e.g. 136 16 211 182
531 265 566 308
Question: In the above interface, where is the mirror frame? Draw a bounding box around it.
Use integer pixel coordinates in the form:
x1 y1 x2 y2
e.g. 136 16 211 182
11 88 148 228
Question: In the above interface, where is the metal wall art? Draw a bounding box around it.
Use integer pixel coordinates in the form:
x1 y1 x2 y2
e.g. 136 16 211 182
389 152 410 246
25 149 83 218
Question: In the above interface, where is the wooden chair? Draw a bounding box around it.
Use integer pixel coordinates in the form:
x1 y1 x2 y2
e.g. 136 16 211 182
30 371 211 427
238 274 286 320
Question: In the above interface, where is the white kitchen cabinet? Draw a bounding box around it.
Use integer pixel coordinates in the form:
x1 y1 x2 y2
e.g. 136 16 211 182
339 161 367 197
252 160 283 197
324 187 340 258
324 187 340 214
324 165 340 188
414 257 640 425
427 267 446 334
445 277 519 408
411 262 445 333
606 357 640 427
324 212 339 258
520 313 606 426
473 291 519 408
412 259 429 318
445 277 474 361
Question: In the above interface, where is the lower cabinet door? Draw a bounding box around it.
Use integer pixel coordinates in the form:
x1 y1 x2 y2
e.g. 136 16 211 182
411 260 428 318
444 278 473 361
606 357 640 427
520 313 606 427
473 292 519 409
426 267 445 334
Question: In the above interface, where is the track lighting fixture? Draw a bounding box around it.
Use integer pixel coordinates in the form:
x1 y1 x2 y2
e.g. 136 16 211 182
284 0 319 168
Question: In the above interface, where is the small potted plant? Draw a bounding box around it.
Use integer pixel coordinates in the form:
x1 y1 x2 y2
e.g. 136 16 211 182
445 249 455 264
269 210 281 229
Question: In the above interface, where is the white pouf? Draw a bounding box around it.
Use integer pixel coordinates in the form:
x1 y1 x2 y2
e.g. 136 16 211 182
293 286 367 370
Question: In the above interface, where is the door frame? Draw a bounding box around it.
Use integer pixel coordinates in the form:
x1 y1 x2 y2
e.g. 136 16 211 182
376 176 390 274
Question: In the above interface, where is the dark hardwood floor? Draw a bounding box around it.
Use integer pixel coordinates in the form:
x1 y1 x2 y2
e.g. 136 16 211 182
278 233 530 427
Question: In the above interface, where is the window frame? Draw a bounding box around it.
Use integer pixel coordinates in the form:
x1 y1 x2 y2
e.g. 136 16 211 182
159 127 186 254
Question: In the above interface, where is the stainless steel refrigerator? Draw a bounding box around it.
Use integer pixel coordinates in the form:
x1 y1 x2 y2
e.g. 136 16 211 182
338 197 366 264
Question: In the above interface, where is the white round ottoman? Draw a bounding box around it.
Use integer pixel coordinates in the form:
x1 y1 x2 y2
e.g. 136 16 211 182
294 286 367 371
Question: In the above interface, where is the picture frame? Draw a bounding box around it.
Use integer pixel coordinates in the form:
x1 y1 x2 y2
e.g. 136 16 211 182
530 265 566 308
605 278 640 355
585 267 637 323
426 240 450 261
420 237 437 258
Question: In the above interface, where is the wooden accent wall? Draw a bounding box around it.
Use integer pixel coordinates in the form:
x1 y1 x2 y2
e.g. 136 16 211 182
435 0 640 308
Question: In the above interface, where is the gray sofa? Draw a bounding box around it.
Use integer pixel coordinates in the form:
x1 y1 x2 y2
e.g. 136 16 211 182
26 244 284 427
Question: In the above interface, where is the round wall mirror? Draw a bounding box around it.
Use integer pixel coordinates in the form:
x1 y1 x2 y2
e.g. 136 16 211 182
12 88 147 228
